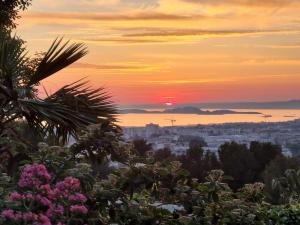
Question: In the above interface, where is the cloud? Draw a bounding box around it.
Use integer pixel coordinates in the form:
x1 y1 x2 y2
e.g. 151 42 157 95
70 63 149 70
268 44 300 49
70 62 145 70
180 0 300 7
123 28 293 38
29 0 163 16
144 78 235 85
70 62 165 72
23 11 203 21
77 38 168 45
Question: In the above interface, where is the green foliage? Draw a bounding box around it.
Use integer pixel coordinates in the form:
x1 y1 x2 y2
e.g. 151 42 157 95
0 172 11 199
71 122 129 176
179 144 220 183
272 169 300 204
25 142 95 193
204 170 229 203
2 137 300 225
240 183 265 203
218 141 282 190
267 204 300 225
263 156 300 204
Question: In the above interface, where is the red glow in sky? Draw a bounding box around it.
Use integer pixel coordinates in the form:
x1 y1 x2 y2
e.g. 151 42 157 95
20 0 300 104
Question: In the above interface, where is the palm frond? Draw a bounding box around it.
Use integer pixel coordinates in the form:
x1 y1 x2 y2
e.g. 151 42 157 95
18 99 92 144
28 38 87 86
19 80 117 144
45 80 117 122
0 35 28 89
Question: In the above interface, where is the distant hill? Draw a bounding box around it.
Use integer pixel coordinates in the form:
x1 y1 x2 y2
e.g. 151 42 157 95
121 100 300 110
185 100 300 109
120 106 261 115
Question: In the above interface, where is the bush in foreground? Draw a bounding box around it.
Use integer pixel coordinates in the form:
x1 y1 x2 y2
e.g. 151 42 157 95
1 164 88 225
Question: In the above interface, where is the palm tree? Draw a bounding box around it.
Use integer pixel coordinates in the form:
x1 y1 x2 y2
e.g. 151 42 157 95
0 35 117 173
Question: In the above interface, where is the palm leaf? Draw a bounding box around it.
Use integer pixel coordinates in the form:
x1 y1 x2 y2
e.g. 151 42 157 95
1 36 117 145
18 99 90 144
28 38 87 86
19 80 117 144
0 35 29 89
45 80 117 122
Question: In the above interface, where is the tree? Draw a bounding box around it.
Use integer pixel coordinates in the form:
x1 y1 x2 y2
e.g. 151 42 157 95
132 139 152 156
263 155 300 203
186 140 204 159
218 142 258 190
202 151 221 172
179 141 219 182
71 122 129 176
250 141 282 180
0 36 117 175
153 147 174 161
0 36 117 140
178 135 207 147
0 0 32 31
272 169 300 204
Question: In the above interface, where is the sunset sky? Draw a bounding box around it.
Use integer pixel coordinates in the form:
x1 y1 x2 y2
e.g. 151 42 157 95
18 0 300 105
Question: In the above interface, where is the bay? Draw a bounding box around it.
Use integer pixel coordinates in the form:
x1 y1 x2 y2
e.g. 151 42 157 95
117 109 300 127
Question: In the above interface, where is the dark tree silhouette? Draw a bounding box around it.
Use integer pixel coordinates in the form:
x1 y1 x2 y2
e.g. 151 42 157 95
218 142 258 190
250 141 282 180
133 139 153 156
0 0 32 31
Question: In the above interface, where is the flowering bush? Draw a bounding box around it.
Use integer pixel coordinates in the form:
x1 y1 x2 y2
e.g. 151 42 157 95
1 164 88 225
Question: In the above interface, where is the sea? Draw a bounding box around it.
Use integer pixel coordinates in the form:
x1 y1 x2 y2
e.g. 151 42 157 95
117 109 300 127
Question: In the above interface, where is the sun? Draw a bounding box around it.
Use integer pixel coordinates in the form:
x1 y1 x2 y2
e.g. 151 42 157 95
165 102 173 106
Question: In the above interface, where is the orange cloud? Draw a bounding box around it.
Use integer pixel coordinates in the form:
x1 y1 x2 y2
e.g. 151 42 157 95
123 28 292 37
70 62 165 72
23 11 206 21
77 37 168 44
181 0 300 7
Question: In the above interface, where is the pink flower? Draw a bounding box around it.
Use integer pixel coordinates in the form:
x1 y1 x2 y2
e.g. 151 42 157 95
24 193 34 201
70 205 88 214
46 204 64 217
9 192 22 201
23 212 38 221
1 209 15 220
68 193 87 203
2 164 89 224
39 184 52 194
35 195 52 207
18 164 51 189
35 213 51 225
1 210 22 222
15 212 23 222
56 177 81 192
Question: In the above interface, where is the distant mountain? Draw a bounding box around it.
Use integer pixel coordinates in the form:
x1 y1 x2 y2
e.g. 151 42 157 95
121 100 300 110
120 106 261 115
120 109 148 113
185 100 300 109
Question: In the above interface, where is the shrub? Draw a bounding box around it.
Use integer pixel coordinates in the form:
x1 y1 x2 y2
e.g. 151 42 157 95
0 164 88 225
